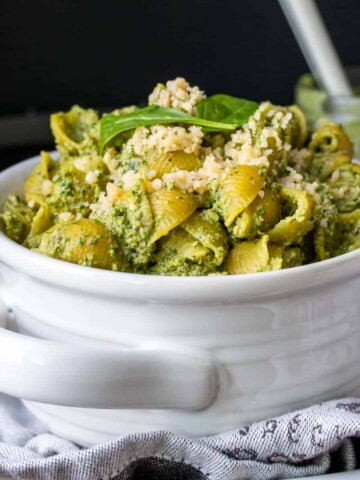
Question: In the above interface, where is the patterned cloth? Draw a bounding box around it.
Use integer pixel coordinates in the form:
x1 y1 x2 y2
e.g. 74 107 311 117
0 394 360 479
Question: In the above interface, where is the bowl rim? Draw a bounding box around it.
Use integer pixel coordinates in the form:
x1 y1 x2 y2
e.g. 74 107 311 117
0 155 359 302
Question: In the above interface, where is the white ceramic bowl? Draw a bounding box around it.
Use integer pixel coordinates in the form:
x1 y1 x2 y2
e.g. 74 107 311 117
1 156 360 447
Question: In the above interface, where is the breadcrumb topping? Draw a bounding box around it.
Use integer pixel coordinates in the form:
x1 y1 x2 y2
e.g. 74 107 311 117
288 148 312 172
224 102 293 170
41 179 53 196
101 98 310 196
103 148 119 171
148 77 206 115
58 211 74 222
278 166 320 202
85 170 100 185
100 81 327 204
122 125 204 157
90 182 123 215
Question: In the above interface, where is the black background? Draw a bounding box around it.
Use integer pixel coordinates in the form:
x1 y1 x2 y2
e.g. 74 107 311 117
1 0 360 165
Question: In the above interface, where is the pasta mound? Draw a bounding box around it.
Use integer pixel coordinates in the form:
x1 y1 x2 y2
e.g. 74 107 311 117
1 78 359 276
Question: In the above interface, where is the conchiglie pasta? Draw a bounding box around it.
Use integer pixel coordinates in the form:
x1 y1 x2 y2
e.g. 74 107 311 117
149 188 198 242
288 105 308 148
249 103 293 162
225 236 298 275
326 164 360 213
268 244 304 269
1 79 358 276
217 165 265 227
337 210 360 253
37 219 125 271
50 105 99 156
151 228 217 276
181 209 228 264
315 209 360 260
71 154 106 175
309 121 353 157
261 188 282 230
0 195 34 244
160 228 209 260
26 193 52 239
225 235 276 274
268 187 314 245
47 158 100 218
232 210 253 239
147 151 202 178
267 244 284 265
232 187 281 239
91 179 154 269
314 225 331 261
25 151 55 200
312 152 351 181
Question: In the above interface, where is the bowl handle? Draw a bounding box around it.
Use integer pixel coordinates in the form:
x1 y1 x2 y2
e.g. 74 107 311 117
0 294 218 410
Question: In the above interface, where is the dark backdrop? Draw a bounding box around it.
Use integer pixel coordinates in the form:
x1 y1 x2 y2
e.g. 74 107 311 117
1 0 360 165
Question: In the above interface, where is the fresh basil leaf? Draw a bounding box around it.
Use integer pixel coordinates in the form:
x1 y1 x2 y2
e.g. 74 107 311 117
196 94 259 126
100 106 237 153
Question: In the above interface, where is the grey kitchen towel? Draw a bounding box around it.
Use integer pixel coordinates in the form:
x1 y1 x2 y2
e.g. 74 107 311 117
1 395 360 479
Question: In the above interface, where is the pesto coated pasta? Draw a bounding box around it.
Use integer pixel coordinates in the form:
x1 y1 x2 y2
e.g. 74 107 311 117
1 77 359 275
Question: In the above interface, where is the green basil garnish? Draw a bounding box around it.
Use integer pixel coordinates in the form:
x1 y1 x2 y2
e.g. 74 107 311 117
196 94 259 125
100 96 259 153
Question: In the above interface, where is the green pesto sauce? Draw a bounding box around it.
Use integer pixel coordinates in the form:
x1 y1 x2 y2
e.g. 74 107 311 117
2 87 360 275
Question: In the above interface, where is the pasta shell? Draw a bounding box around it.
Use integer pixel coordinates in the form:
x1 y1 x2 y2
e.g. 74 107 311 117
315 209 360 260
152 227 216 276
181 210 228 264
149 188 198 242
313 152 351 181
50 106 99 156
218 165 265 227
309 121 353 157
37 219 125 271
289 105 308 148
159 227 209 261
147 151 201 178
26 193 52 239
25 151 54 200
268 187 314 245
225 236 270 274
